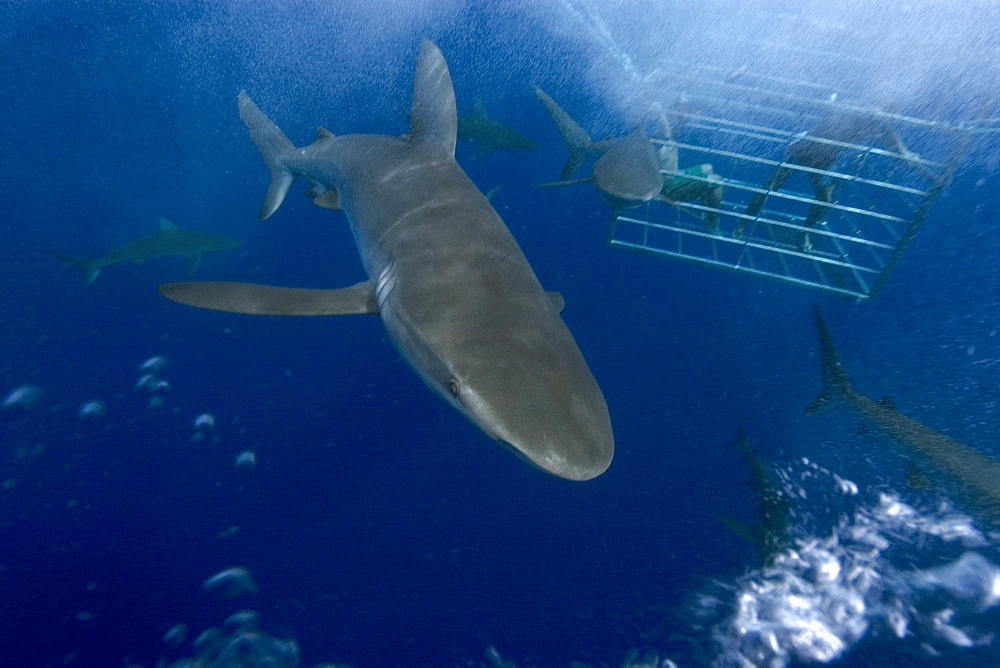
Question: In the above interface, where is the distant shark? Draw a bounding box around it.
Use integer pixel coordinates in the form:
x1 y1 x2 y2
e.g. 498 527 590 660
719 419 792 564
457 98 536 157
533 86 662 208
808 306 1000 515
158 41 614 481
48 218 241 285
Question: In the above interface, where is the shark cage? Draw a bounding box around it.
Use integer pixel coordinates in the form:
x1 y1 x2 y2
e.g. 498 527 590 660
607 50 997 300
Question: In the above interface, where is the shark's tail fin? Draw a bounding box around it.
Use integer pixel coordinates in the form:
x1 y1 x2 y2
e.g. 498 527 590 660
806 305 854 415
237 90 297 220
46 250 102 285
533 86 593 178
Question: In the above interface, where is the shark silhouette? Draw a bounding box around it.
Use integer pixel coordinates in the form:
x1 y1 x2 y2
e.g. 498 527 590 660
457 98 536 157
158 41 614 481
533 86 662 208
48 218 240 285
719 419 793 564
809 306 1000 516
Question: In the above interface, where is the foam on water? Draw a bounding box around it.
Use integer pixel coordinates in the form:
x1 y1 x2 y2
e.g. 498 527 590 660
696 466 1000 666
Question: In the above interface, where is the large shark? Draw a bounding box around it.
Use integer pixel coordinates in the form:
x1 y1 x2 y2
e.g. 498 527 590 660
719 419 792 565
158 41 614 481
533 86 662 208
457 98 536 157
808 306 1000 515
48 217 241 285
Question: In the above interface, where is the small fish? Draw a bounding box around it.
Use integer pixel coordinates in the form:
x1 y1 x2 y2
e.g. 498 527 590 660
203 567 257 598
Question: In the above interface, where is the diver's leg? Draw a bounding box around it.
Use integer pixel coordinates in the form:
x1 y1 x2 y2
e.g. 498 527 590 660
800 172 834 250
804 172 834 227
664 165 725 234
700 173 724 234
737 166 790 238
805 172 833 227
745 165 791 216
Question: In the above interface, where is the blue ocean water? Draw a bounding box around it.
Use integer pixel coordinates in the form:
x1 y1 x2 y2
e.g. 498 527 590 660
2 1 1000 666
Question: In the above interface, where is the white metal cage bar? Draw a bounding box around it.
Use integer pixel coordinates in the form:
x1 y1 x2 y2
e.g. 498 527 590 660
607 63 982 299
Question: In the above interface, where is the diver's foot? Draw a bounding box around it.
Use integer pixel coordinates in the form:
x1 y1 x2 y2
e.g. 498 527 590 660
732 223 745 239
801 234 813 252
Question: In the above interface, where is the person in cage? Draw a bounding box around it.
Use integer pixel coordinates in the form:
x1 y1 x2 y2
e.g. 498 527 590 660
655 101 726 234
736 100 921 243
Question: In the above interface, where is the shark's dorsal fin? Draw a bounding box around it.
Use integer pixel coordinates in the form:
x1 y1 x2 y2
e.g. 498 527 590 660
315 126 334 141
159 280 377 316
546 291 565 313
878 396 896 411
408 40 457 156
158 217 179 233
471 97 489 120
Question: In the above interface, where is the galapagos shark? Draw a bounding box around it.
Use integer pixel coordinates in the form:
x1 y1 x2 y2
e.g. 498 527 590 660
808 306 1000 515
47 218 241 285
533 86 662 208
719 420 792 565
158 41 614 481
457 98 537 157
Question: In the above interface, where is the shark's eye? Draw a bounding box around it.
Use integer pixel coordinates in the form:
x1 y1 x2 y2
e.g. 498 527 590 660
448 378 460 397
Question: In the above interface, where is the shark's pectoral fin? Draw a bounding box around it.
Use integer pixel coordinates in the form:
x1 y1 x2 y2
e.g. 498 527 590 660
718 515 758 545
804 393 838 415
184 252 203 278
158 280 377 316
546 291 565 313
471 144 496 158
906 460 934 490
537 177 593 188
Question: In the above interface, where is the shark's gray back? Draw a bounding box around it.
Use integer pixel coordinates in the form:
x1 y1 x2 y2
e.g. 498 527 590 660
272 42 612 479
102 229 238 265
